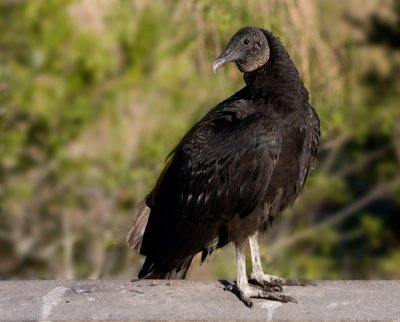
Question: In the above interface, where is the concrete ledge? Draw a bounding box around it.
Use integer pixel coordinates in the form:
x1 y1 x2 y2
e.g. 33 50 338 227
0 280 399 321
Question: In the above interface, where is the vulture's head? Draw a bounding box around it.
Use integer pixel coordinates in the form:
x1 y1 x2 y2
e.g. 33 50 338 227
213 26 270 73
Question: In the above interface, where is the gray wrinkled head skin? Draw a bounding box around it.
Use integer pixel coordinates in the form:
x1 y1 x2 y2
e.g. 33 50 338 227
213 26 270 73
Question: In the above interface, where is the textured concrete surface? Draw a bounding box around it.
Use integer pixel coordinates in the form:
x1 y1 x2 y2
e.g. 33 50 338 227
0 280 399 321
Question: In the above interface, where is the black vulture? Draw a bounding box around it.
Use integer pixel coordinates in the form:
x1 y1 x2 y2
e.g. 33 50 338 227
127 26 320 307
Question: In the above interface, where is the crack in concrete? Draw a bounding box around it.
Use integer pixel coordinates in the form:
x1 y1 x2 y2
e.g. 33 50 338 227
41 286 68 320
258 301 282 321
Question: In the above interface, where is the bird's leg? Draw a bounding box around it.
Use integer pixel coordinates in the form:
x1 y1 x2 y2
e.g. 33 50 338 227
225 240 296 308
248 233 315 289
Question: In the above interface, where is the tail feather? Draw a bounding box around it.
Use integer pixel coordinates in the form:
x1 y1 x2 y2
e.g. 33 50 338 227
138 255 194 279
126 200 150 251
127 199 194 280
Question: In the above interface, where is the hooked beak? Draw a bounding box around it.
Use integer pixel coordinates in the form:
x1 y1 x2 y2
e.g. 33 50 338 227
212 58 226 73
212 47 243 73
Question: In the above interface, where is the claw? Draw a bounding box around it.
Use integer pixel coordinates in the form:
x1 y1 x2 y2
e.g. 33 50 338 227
284 278 316 287
225 283 296 307
285 295 298 303
305 280 317 286
239 291 254 309
249 279 283 292
249 272 316 288
224 284 254 308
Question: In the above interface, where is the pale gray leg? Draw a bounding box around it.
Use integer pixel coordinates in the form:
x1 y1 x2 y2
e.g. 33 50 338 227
249 232 263 274
248 233 315 288
235 239 248 288
225 240 296 308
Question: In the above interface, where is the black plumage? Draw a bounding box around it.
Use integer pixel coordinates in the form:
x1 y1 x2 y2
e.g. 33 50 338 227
127 26 320 304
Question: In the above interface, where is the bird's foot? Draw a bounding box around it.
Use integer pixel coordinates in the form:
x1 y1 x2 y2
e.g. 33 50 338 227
249 272 316 291
224 283 296 308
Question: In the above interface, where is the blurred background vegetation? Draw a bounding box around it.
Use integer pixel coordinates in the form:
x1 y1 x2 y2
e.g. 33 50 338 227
0 0 399 280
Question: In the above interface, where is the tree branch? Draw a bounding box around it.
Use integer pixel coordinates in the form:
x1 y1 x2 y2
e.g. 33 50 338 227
268 176 400 257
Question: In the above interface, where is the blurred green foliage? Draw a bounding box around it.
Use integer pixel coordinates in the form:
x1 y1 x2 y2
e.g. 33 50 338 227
0 0 399 280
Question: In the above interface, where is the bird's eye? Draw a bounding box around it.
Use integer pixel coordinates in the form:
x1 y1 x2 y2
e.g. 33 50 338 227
243 38 250 46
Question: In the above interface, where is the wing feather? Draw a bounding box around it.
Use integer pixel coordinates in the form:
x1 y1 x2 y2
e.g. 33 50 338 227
139 100 281 271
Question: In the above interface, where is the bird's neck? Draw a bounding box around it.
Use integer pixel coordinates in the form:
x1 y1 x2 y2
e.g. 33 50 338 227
243 31 309 105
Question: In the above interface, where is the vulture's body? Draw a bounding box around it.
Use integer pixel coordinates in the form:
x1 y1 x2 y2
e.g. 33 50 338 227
128 27 320 307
